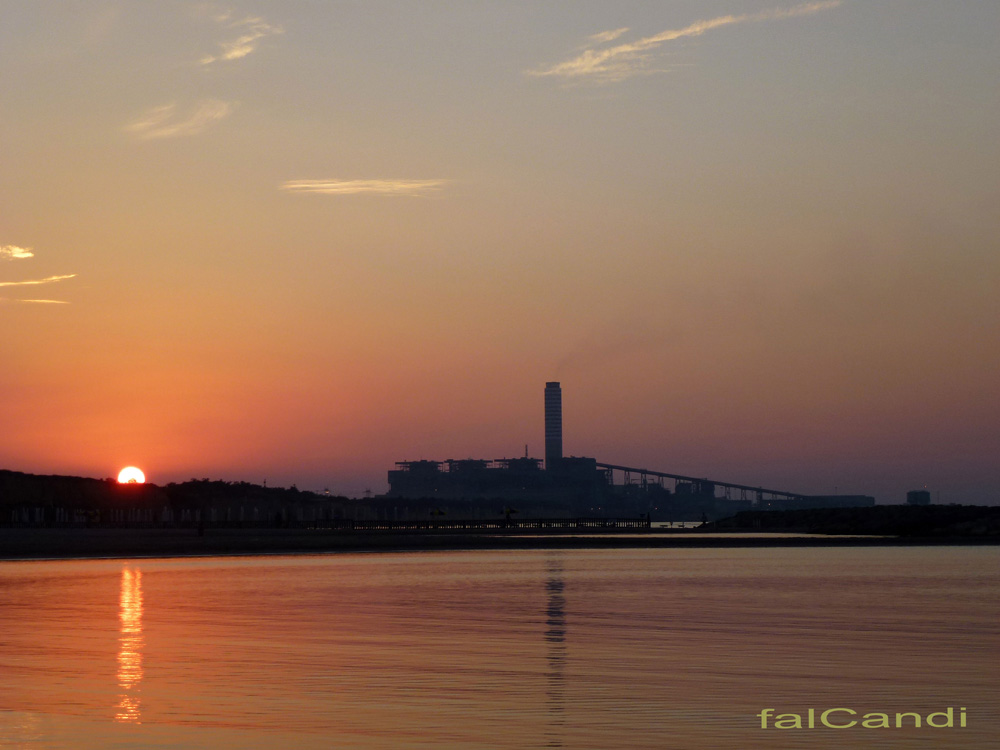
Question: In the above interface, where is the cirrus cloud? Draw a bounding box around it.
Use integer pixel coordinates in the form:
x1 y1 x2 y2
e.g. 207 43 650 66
1 248 76 306
279 179 449 197
529 1 841 83
0 273 77 287
1 245 34 260
587 28 630 45
200 15 284 65
125 100 235 139
0 298 70 305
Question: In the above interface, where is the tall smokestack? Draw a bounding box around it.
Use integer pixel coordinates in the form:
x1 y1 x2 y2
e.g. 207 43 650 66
544 382 562 471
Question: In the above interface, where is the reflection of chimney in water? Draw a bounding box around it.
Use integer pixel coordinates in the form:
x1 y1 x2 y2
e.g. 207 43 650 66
545 382 562 471
544 555 566 748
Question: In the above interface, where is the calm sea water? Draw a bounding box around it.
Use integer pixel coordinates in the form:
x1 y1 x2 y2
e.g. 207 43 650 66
0 546 997 749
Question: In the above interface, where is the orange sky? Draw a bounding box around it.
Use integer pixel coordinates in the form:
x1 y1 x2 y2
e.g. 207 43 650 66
1 1 997 502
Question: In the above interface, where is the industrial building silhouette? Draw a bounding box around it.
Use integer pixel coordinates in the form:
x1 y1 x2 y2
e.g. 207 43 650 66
386 382 875 520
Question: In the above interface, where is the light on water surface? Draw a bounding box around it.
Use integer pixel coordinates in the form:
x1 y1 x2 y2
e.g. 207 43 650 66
0 547 997 750
115 567 143 724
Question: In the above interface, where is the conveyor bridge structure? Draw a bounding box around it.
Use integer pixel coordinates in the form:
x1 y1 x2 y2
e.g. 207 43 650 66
594 462 806 503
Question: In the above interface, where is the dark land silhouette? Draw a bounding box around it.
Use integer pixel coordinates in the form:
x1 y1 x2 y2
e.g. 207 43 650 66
0 468 997 560
0 469 350 527
710 504 1000 537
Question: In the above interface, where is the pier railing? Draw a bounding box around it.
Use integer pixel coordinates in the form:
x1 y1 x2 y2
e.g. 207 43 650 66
305 517 652 532
0 510 651 532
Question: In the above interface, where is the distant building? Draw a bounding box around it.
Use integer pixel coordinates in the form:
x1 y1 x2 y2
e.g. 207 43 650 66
386 456 605 502
907 490 932 506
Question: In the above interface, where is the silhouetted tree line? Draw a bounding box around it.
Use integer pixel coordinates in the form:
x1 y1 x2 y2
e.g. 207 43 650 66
162 478 322 507
0 469 351 527
0 470 156 507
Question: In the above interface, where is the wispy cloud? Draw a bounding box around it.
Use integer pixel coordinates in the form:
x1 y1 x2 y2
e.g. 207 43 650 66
279 179 449 197
587 28 630 45
1 245 34 260
529 1 841 83
0 298 70 305
125 100 234 139
1 249 75 306
200 15 284 65
0 274 77 287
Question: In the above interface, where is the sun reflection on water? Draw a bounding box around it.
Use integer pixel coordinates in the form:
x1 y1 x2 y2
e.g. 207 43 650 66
114 567 143 724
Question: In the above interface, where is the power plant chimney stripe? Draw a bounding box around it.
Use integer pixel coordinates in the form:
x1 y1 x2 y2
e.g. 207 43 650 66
545 382 563 470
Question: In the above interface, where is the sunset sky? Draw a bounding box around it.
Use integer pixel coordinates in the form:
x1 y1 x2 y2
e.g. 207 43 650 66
2 1 997 503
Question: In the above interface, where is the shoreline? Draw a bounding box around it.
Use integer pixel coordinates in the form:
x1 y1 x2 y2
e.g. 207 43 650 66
1 527 997 562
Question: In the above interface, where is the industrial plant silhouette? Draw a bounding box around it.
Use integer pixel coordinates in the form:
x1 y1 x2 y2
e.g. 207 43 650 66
385 382 875 520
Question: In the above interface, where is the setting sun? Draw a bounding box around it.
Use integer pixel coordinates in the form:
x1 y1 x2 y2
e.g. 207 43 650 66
117 467 146 484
